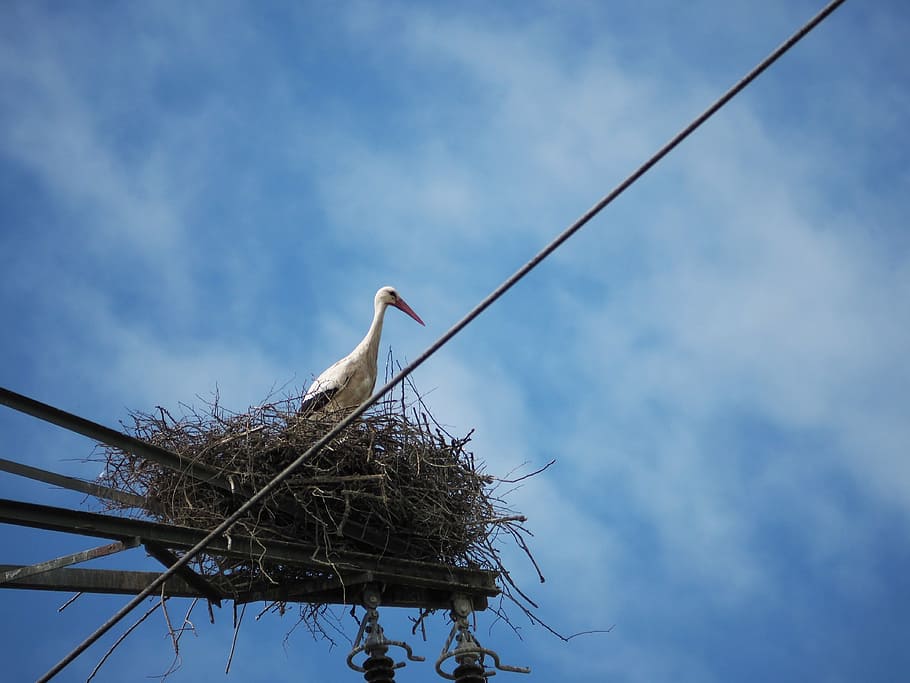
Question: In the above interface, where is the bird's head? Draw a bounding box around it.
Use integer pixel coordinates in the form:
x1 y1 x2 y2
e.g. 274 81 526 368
376 286 425 326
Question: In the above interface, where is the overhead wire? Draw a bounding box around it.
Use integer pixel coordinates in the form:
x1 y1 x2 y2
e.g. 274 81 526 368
37 0 847 679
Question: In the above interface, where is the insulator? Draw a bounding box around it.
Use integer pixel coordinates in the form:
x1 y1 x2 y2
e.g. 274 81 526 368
452 659 486 683
362 652 395 683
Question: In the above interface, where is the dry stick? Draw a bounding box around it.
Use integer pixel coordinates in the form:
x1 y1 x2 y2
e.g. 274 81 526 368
469 514 528 526
161 598 200 680
507 525 546 584
497 459 557 484
161 587 179 657
155 587 182 681
85 599 166 683
225 603 246 674
180 598 199 639
254 601 278 621
57 592 83 613
38 3 847 679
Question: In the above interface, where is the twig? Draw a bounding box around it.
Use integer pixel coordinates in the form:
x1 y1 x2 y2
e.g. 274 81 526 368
468 515 528 526
496 459 556 483
507 525 546 584
86 599 166 682
225 602 246 674
57 592 83 613
160 587 179 656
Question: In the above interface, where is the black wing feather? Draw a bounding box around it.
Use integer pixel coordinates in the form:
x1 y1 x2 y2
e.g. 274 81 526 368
299 387 338 415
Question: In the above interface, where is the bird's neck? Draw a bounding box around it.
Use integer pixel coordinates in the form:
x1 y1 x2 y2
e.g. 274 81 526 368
354 302 387 363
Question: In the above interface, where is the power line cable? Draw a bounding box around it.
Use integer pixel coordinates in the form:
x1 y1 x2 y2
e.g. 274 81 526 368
37 0 847 679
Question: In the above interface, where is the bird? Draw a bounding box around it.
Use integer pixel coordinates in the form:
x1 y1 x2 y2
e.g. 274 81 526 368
300 286 425 416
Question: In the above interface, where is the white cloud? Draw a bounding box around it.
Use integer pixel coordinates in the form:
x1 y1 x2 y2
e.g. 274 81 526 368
0 48 185 250
312 8 910 626
2 2 907 680
292 8 910 639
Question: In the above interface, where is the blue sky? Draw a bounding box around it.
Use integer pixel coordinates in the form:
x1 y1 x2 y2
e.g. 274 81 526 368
1 1 909 681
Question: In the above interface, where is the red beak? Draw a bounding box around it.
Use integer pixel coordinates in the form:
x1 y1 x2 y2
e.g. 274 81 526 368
394 297 425 326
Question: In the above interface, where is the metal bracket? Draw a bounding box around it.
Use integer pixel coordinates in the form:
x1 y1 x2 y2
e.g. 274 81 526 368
345 585 425 674
436 594 530 679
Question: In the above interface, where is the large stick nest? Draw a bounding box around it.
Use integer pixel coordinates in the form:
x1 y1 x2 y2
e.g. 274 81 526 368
97 375 538 605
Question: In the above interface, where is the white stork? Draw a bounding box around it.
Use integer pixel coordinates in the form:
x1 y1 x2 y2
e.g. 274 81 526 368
300 286 425 415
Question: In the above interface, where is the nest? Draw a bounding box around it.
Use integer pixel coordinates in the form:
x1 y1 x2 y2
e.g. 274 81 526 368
96 377 539 611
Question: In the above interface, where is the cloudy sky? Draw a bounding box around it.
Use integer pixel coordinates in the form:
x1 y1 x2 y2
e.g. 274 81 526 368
1 1 908 681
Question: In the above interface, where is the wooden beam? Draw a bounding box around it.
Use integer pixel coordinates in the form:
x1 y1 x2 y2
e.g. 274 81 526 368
0 387 229 489
239 575 490 611
143 542 222 606
0 565 206 598
0 498 499 597
0 539 138 585
0 457 148 509
0 564 490 611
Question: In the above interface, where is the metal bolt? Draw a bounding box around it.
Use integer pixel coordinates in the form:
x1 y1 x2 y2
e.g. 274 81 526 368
451 595 472 618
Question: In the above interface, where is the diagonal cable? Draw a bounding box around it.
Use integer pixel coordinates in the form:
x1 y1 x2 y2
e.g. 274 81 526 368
37 0 847 679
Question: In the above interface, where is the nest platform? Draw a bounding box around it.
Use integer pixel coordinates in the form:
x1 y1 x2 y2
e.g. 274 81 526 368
96 390 531 615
